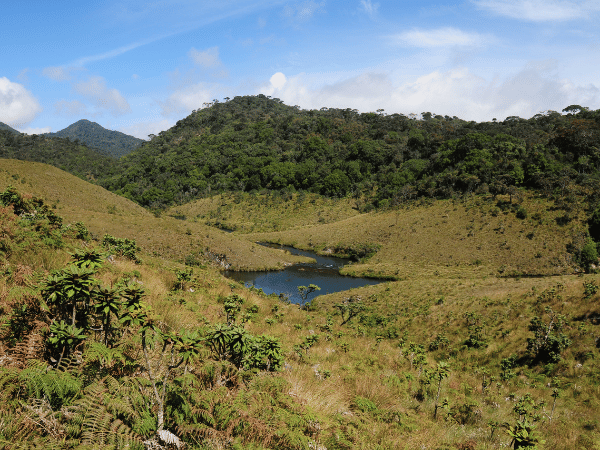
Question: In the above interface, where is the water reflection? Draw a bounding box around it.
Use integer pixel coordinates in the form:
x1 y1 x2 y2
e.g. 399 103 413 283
224 244 384 304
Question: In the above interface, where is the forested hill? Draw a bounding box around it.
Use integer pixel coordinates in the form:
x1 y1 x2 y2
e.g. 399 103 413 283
45 119 145 158
0 130 119 181
0 122 20 134
100 96 600 213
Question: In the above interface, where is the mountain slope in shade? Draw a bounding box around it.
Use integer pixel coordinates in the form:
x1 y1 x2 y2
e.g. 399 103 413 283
45 119 145 158
0 122 20 134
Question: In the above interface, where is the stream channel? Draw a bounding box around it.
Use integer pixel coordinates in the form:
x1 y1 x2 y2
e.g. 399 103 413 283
223 244 385 304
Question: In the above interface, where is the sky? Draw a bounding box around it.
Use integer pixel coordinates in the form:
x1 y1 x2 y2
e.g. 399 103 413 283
1 0 599 139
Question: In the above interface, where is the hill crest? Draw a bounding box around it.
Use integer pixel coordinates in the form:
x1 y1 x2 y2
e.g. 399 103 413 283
45 119 145 158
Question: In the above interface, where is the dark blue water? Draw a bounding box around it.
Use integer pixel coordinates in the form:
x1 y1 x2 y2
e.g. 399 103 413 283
224 244 384 304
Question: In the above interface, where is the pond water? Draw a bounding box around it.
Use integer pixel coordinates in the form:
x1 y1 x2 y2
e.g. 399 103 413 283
224 244 384 304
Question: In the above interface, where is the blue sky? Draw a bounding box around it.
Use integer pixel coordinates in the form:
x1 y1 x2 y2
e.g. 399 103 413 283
1 0 599 138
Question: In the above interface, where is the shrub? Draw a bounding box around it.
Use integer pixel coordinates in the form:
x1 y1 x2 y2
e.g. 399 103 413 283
102 234 141 262
516 207 527 219
526 307 571 364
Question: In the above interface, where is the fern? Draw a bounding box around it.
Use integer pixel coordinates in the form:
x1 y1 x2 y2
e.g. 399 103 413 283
19 359 82 410
66 377 146 449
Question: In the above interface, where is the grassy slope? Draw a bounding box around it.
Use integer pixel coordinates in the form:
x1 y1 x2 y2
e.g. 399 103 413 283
167 191 361 233
172 190 584 279
0 159 309 270
2 161 600 449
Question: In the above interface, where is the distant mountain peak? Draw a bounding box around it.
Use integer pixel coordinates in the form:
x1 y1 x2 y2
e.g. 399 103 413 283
44 120 145 158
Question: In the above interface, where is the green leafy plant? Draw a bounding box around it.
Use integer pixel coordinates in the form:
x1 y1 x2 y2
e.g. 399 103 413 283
71 248 104 270
223 294 244 325
47 320 87 366
102 234 141 262
93 286 121 346
42 265 97 328
433 362 450 419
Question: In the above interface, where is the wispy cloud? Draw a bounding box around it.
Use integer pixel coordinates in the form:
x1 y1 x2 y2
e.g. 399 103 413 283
118 118 175 140
284 0 326 22
77 1 288 67
70 35 171 67
159 82 214 117
472 0 600 21
393 27 494 48
189 47 222 69
54 99 88 117
73 76 131 116
20 126 52 135
359 0 379 18
0 77 42 126
42 66 82 82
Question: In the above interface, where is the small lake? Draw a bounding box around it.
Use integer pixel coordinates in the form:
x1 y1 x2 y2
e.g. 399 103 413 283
224 244 384 304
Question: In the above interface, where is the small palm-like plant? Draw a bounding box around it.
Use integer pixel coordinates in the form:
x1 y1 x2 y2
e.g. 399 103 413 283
47 320 87 366
505 418 545 449
93 286 121 346
71 248 104 270
42 265 97 328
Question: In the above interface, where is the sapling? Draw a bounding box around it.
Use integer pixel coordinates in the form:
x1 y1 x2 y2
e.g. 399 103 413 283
549 378 561 422
297 284 320 307
433 361 450 419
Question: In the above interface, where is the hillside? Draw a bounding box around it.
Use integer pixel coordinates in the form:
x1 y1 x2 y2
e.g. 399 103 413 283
45 119 145 158
172 191 585 279
0 122 20 134
0 159 309 271
98 97 600 223
0 130 119 182
1 163 600 449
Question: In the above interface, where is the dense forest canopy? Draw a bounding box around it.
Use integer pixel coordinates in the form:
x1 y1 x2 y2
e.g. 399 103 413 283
98 97 600 215
0 131 119 181
2 96 600 229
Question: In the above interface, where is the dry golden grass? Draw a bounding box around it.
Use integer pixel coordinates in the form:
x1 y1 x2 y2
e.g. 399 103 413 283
3 159 599 450
166 191 360 233
248 194 584 279
0 159 309 270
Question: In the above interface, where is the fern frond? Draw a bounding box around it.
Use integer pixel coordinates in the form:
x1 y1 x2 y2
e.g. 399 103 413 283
6 331 44 367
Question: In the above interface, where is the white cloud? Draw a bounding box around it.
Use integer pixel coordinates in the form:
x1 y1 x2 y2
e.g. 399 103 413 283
19 126 52 135
257 64 599 121
284 1 326 22
73 76 131 116
360 0 379 18
132 74 140 80
472 0 600 21
270 72 287 90
159 82 213 116
394 27 493 48
118 118 174 139
54 99 88 117
0 77 42 126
